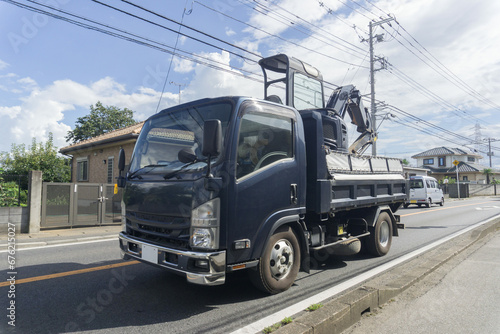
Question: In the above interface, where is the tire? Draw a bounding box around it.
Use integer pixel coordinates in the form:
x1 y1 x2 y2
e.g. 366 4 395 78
249 226 300 294
366 212 393 257
440 197 444 206
403 203 409 208
426 198 432 208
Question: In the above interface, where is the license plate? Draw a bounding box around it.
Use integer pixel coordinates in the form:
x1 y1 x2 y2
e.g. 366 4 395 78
410 200 417 204
142 244 158 264
338 225 344 235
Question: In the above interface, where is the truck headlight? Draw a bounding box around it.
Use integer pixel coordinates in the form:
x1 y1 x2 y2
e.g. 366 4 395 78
190 198 220 250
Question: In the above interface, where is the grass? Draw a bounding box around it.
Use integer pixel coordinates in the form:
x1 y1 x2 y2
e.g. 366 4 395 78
306 303 323 312
262 317 293 333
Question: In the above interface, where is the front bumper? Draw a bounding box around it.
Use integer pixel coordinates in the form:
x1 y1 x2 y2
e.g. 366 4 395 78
119 232 226 286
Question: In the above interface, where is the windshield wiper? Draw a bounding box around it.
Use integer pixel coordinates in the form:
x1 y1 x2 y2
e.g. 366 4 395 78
128 164 167 180
163 160 205 180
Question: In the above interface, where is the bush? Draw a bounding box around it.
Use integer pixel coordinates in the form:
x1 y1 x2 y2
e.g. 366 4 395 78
0 181 22 207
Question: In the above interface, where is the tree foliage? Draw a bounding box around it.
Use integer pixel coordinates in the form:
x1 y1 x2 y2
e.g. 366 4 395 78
65 101 136 143
482 168 493 184
0 133 70 185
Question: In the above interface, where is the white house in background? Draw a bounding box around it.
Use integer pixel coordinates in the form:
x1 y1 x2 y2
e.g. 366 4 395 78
411 147 500 184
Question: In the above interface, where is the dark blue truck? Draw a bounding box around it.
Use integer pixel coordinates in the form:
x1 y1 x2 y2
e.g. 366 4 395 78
117 54 407 294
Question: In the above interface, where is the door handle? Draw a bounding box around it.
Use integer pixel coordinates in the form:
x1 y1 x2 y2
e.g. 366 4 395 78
290 184 298 205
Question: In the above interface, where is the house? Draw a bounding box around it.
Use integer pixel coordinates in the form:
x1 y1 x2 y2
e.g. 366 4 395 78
59 122 144 183
411 147 500 184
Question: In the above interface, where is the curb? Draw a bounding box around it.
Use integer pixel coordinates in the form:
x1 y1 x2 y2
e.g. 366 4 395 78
271 217 500 334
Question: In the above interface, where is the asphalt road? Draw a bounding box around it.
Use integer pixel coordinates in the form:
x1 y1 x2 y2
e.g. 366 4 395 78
2 197 500 334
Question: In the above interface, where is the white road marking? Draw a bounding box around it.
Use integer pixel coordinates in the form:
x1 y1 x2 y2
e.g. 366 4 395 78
230 214 500 334
0 237 118 253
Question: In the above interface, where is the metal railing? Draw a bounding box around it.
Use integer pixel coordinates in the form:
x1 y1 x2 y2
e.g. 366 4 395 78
0 174 29 207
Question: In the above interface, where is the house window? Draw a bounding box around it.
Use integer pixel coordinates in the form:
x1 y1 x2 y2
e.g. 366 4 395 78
107 156 114 183
468 157 475 162
463 176 468 181
423 158 434 165
438 156 445 167
77 157 88 181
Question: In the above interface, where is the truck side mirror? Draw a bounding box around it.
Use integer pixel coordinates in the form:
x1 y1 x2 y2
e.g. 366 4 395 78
118 148 126 171
202 120 222 181
117 148 126 188
202 119 222 157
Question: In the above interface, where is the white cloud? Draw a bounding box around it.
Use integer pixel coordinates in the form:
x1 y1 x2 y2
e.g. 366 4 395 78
225 27 236 37
0 106 21 119
0 77 171 153
173 57 195 73
182 51 262 101
0 60 8 71
17 77 38 91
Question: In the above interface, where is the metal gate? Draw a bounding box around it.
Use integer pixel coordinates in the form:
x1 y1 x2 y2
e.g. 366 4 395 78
41 183 122 228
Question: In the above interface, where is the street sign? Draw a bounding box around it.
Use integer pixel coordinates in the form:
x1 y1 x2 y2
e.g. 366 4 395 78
453 160 460 166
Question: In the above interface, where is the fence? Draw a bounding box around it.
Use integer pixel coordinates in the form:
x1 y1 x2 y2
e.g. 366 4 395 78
441 183 498 198
41 183 122 229
0 174 29 207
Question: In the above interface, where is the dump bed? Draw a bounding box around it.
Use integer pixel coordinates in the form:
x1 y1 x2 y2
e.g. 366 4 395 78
326 153 407 211
300 109 408 214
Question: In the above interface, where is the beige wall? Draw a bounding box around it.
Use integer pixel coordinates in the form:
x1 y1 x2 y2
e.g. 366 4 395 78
69 141 136 183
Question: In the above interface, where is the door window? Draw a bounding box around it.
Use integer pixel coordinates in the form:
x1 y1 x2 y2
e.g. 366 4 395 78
236 112 293 179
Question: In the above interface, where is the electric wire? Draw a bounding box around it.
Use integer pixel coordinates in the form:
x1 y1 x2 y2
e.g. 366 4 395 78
4 0 499 155
194 1 368 67
1 0 264 82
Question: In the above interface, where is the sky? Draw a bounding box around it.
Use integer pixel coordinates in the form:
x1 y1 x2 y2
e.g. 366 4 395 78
1 0 499 168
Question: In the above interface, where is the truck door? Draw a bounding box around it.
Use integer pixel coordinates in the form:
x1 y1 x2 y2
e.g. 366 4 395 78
227 101 304 263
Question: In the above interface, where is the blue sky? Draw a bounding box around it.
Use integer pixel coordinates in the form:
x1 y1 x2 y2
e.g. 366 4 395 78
1 0 499 167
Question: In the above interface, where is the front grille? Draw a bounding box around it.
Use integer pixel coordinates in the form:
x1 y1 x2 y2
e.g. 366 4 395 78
126 211 190 250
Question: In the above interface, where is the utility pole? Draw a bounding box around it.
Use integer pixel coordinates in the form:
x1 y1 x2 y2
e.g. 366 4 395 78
485 138 499 167
367 17 394 156
170 81 187 104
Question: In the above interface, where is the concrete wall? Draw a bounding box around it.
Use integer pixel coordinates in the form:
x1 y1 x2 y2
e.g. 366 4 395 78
469 184 497 196
0 207 29 233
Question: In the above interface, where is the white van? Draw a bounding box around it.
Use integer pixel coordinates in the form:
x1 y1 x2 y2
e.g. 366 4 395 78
404 176 444 208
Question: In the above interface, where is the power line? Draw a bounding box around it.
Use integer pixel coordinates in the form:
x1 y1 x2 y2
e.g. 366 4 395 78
88 0 260 63
194 1 368 67
1 0 265 82
155 0 190 113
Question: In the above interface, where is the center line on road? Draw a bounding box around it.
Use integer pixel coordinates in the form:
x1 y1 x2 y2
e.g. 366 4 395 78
0 261 139 287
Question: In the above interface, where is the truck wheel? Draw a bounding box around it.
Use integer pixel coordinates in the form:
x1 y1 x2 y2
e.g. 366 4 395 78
367 212 392 257
249 226 300 294
426 199 432 208
440 197 444 206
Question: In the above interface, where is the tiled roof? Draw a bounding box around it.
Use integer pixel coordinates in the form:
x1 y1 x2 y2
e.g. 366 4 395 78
60 121 144 154
423 162 500 174
411 146 479 158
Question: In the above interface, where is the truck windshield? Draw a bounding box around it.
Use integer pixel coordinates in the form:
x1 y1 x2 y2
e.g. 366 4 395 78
128 102 232 178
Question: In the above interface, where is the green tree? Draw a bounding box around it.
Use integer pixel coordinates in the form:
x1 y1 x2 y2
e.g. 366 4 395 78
65 101 136 143
0 133 70 186
482 168 493 184
402 158 410 166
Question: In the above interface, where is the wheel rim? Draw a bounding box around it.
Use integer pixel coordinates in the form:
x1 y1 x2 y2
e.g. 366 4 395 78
269 239 294 280
379 221 390 248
